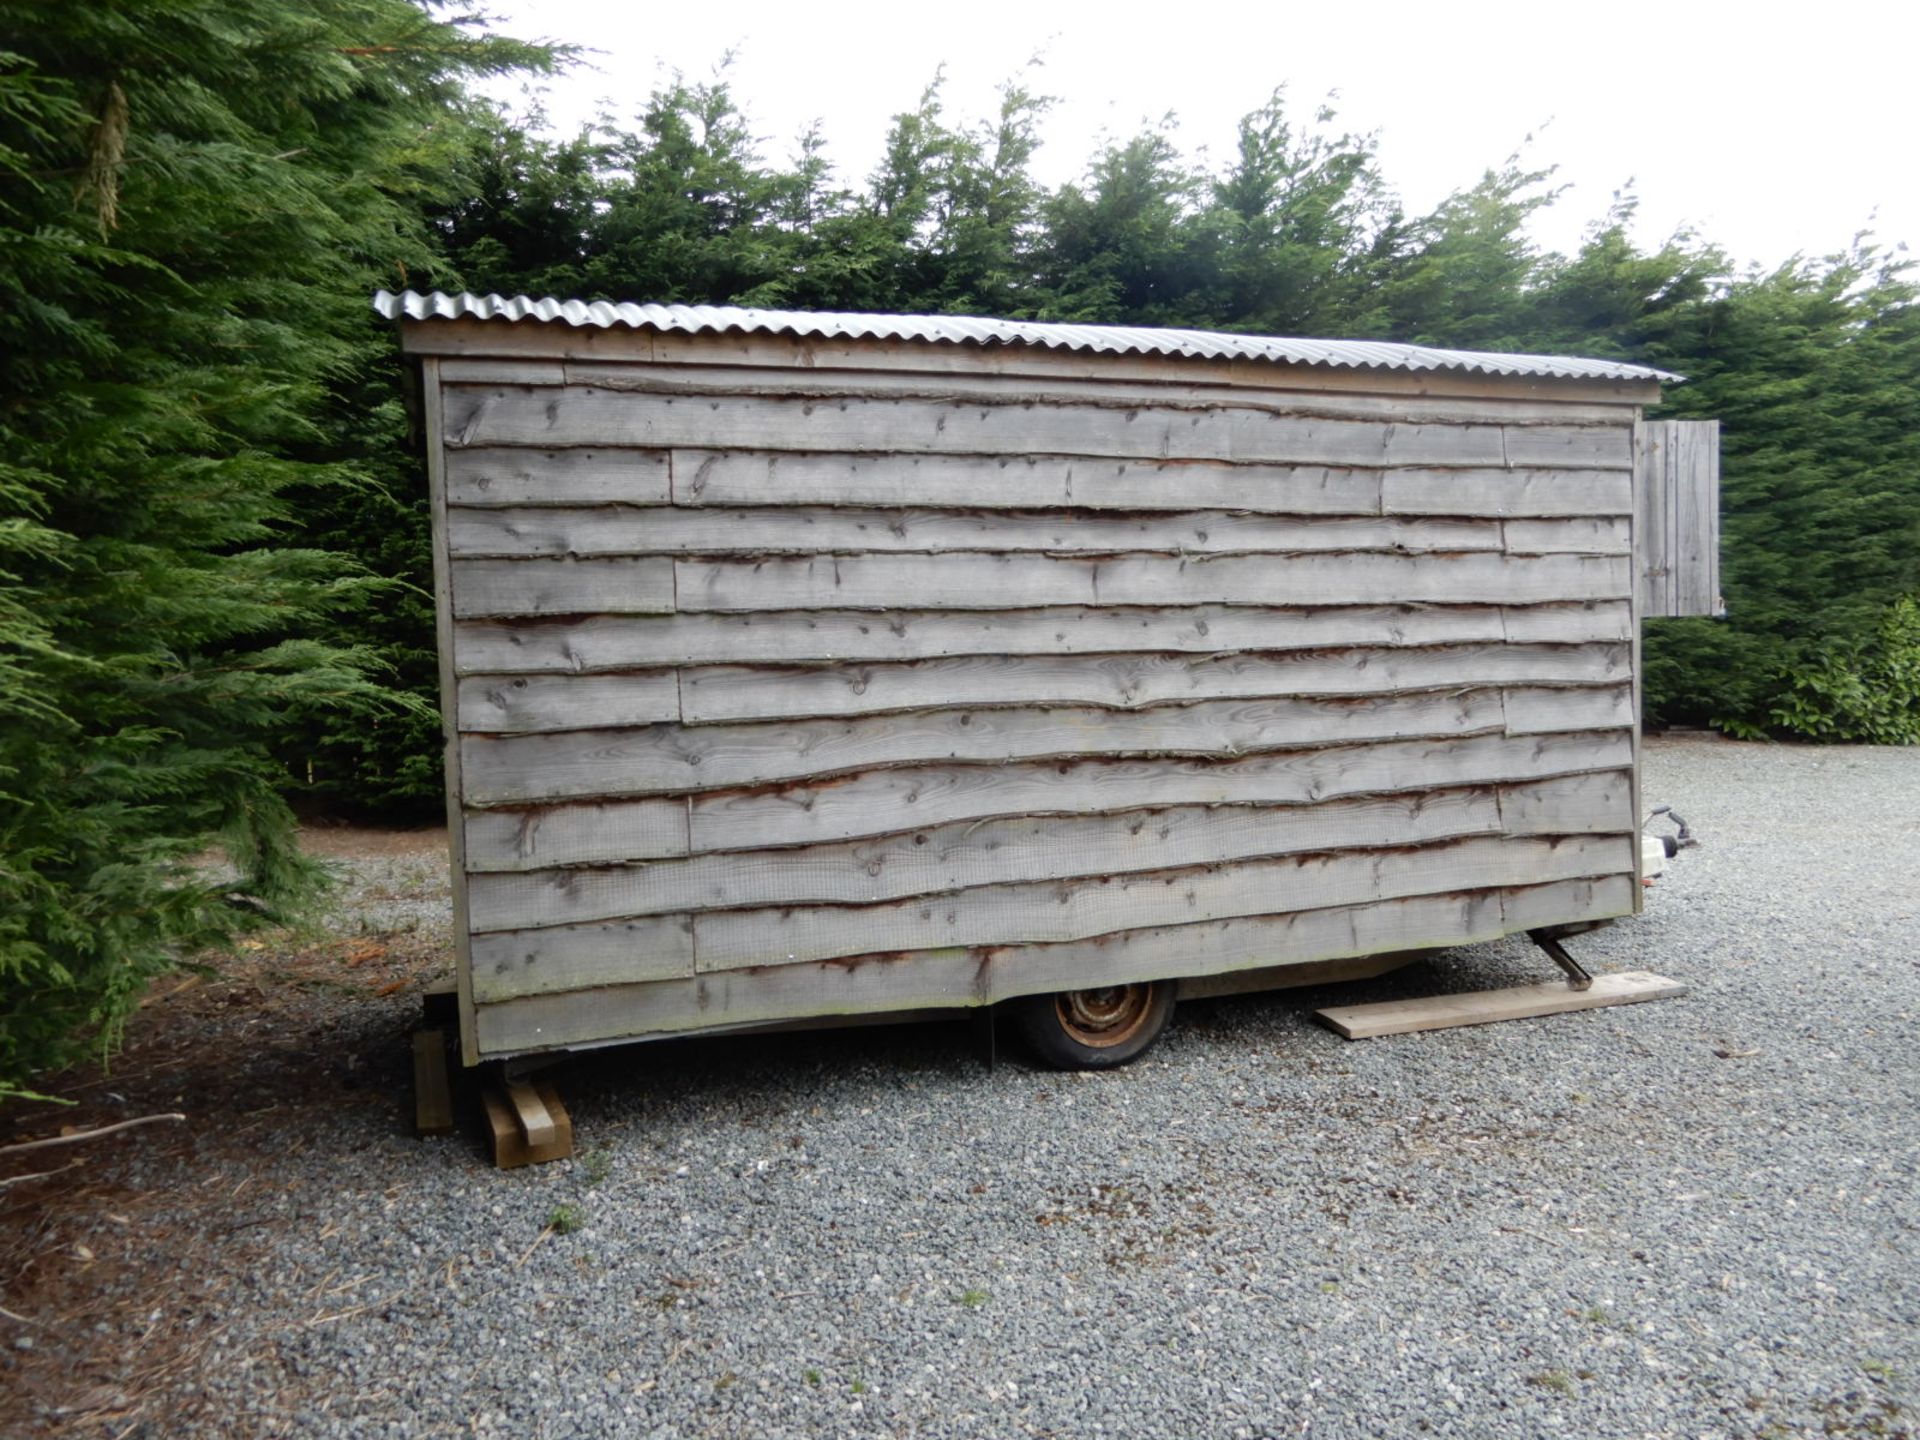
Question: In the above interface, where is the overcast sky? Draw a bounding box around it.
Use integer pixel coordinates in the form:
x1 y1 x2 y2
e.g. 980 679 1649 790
482 0 1917 273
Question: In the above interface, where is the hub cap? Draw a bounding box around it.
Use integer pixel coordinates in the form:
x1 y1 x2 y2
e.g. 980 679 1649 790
1055 985 1156 1048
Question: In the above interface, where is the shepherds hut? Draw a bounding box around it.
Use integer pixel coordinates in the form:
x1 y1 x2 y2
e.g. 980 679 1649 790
379 291 1718 1074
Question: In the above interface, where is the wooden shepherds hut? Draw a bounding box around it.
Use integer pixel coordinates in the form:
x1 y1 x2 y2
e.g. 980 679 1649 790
378 291 1719 1071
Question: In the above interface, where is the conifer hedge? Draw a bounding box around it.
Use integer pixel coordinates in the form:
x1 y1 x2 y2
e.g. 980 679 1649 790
0 1 544 1092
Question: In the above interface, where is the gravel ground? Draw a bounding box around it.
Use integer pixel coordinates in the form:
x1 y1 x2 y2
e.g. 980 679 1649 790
4 737 1917 1439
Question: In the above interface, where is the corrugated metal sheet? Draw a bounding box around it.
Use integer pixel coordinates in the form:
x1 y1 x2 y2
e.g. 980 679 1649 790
373 289 1678 384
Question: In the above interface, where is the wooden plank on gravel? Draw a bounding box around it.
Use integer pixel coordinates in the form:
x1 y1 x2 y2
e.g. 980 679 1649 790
1313 969 1687 1039
504 1080 557 1147
411 1028 455 1137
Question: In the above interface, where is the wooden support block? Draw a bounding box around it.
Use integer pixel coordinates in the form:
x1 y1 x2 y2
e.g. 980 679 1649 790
482 1080 573 1168
1313 970 1686 1040
503 1079 557 1148
412 1027 455 1137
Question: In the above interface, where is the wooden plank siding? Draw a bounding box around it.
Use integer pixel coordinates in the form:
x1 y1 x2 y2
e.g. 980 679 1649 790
465 774 1632 937
454 551 1633 617
473 832 1632 999
452 601 1635 673
446 505 1512 558
471 875 1641 1054
1635 419 1722 616
456 644 1628 734
420 359 482 1066
461 728 1631 871
440 387 1635 470
423 350 1649 1060
442 448 1634 517
456 685 1635 805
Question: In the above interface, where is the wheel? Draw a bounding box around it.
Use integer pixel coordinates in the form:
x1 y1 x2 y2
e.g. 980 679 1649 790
1009 981 1175 1070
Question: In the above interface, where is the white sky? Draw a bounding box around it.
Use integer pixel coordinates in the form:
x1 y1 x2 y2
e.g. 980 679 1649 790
482 0 1918 272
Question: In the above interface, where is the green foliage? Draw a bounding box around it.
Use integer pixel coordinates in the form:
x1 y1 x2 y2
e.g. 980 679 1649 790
1036 123 1211 324
0 0 546 1092
1629 244 1920 732
430 107 604 299
1381 155 1563 348
1769 596 1920 743
1203 92 1404 336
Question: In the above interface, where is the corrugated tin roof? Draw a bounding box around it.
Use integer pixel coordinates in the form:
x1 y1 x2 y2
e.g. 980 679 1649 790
373 290 1678 384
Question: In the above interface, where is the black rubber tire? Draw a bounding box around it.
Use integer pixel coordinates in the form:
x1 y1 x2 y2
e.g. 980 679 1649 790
1009 981 1176 1070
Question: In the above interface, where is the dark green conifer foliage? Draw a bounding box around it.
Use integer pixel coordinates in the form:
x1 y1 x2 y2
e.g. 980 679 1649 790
1634 245 1920 734
1203 92 1404 336
431 112 604 299
1035 124 1213 324
1381 157 1563 349
0 0 544 1091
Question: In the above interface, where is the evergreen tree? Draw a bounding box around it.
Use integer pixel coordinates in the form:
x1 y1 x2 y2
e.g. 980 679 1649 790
1636 243 1920 733
1381 156 1563 349
1202 91 1405 336
583 76 799 305
892 76 1052 315
0 0 544 1092
1526 195 1725 359
1035 121 1214 324
847 71 1052 314
429 106 604 299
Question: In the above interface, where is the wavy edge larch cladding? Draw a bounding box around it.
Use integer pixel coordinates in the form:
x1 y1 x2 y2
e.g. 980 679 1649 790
381 293 1685 1066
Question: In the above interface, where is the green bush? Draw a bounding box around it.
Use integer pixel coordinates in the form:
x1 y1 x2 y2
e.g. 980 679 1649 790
1770 597 1920 744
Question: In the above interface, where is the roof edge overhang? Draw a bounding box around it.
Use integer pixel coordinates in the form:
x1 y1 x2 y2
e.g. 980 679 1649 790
375 290 1677 399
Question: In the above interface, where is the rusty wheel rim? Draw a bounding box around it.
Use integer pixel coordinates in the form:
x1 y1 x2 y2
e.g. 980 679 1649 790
1054 985 1156 1049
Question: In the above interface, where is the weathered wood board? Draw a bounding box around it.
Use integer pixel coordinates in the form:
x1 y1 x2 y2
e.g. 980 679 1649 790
1313 970 1687 1039
411 1028 455 1136
452 601 1635 673
465 774 1632 936
1636 419 1721 616
446 505 1510 558
459 728 1633 871
482 1079 574 1168
441 386 1636 470
456 684 1636 805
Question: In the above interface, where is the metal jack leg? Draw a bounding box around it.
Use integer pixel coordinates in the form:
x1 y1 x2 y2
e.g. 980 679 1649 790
1527 930 1593 991
969 1004 998 1071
